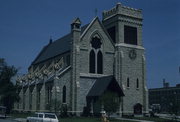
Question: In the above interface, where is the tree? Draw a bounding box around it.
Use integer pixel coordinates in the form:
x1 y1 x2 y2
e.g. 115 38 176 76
48 99 68 117
98 91 120 116
47 99 61 112
0 58 19 113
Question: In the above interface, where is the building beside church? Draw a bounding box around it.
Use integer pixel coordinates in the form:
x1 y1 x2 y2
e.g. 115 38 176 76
149 80 180 113
14 3 148 116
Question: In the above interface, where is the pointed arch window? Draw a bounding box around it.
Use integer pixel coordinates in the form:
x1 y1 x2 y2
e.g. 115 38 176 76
63 86 66 103
89 50 95 73
127 78 130 88
97 51 103 74
89 35 103 74
136 79 139 88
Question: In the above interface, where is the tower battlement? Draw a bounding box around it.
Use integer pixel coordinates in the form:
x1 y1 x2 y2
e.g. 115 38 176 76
103 3 142 20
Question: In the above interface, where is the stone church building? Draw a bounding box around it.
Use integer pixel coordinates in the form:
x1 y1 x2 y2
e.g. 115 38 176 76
14 3 148 116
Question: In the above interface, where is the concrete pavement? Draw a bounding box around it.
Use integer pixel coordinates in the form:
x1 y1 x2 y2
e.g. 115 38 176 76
116 117 154 122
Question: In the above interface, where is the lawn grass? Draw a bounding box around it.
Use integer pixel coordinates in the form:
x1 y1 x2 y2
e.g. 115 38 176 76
9 112 32 118
60 117 99 122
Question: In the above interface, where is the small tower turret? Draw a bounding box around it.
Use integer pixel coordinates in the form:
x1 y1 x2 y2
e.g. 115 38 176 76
70 17 81 114
71 18 81 31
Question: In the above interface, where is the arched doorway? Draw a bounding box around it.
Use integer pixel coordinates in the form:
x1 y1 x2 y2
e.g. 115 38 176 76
134 103 142 114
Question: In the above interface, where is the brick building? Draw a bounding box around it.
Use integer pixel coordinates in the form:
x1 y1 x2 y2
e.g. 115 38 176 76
149 80 180 113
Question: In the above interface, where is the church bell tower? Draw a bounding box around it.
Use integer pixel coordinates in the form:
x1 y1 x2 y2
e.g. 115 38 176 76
102 3 148 115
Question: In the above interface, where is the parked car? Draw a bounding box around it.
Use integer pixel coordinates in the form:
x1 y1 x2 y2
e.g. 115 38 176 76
27 112 59 122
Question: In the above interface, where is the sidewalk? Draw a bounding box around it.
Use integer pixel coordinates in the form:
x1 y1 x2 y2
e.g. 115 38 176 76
155 113 180 121
116 117 154 122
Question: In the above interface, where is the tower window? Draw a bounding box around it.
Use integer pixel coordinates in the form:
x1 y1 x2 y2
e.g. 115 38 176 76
63 86 66 103
136 79 139 88
124 25 137 45
127 78 130 88
107 26 116 43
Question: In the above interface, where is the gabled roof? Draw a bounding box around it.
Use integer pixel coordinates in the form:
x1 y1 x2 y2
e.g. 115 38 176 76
32 24 89 65
87 75 124 98
32 34 71 65
31 17 113 66
81 17 115 47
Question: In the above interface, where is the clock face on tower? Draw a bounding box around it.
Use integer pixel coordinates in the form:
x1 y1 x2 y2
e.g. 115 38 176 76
129 49 137 60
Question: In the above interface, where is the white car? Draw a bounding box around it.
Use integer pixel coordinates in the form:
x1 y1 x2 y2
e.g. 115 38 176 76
27 112 59 122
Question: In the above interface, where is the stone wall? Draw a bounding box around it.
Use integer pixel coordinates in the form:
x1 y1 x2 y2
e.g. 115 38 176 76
76 77 96 113
55 69 71 108
80 18 114 75
118 46 145 114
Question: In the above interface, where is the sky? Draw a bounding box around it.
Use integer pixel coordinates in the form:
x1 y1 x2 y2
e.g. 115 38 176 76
0 0 179 88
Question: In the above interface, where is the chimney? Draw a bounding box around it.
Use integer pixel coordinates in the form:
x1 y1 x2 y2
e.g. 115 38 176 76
163 79 169 88
163 78 165 87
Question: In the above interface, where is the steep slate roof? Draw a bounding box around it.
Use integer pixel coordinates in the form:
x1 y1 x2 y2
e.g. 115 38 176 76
31 17 113 66
87 76 124 98
32 24 89 65
32 34 71 65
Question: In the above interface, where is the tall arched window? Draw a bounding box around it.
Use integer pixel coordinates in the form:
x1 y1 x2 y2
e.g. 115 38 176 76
136 79 139 88
127 78 130 88
97 51 103 74
63 86 66 103
89 35 103 74
89 50 95 73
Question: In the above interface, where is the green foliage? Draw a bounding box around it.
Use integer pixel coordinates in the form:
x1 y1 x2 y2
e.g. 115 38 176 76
82 106 91 117
0 58 19 113
47 99 68 117
46 99 62 112
98 91 120 116
60 104 68 117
